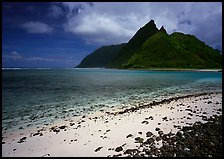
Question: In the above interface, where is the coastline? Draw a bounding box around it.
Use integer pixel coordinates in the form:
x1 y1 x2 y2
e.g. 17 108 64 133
123 68 222 72
74 67 222 72
2 67 222 73
2 91 222 157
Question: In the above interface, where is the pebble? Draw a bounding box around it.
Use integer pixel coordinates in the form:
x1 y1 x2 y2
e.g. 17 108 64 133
126 134 133 138
95 146 103 152
146 131 153 137
115 146 123 152
17 137 27 143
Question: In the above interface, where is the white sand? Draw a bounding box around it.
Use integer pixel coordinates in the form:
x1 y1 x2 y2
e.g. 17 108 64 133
2 92 222 157
194 69 222 72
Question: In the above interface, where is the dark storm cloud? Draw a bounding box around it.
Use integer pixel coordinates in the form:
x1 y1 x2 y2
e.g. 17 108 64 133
3 2 221 49
60 2 222 50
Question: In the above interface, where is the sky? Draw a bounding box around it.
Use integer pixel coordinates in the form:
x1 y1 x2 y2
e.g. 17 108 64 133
2 2 222 68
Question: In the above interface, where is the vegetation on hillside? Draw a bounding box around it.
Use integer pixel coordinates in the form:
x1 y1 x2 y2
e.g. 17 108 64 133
76 43 126 68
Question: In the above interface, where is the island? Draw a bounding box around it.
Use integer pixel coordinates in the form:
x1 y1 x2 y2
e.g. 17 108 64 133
76 20 222 70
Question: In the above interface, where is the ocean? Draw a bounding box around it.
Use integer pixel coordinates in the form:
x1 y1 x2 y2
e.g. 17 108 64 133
2 68 222 133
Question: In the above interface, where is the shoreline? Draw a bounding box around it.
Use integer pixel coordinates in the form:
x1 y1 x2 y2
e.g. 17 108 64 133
75 67 222 72
2 67 222 72
123 68 222 72
2 91 222 157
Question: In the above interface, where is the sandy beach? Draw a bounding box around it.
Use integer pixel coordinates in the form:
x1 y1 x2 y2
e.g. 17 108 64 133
2 91 222 157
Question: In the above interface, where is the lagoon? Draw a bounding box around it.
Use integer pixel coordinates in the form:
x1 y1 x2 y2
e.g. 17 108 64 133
2 68 222 133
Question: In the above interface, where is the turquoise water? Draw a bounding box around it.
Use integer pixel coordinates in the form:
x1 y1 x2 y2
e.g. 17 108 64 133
2 68 222 132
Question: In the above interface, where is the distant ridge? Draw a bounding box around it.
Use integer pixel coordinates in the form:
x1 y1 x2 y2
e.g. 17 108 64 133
76 43 126 68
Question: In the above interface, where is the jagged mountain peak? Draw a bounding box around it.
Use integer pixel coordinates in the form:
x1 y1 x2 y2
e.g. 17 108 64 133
140 19 157 31
109 19 159 67
145 19 156 26
159 26 167 34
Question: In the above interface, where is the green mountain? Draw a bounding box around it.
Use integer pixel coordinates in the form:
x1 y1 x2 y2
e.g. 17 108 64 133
123 32 222 69
76 20 222 69
109 20 159 67
76 43 126 68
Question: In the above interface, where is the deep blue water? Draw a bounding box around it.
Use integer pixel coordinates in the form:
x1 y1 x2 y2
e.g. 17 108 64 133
2 68 222 132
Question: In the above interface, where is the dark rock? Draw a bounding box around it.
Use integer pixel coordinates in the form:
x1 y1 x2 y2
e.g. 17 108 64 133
217 111 221 114
142 120 149 124
59 125 66 129
217 108 221 112
113 154 122 157
135 137 144 143
202 116 207 121
146 131 153 137
17 137 26 143
33 132 40 136
144 149 152 156
95 146 103 152
207 101 212 104
185 109 192 112
133 154 142 157
115 146 123 152
161 134 170 141
155 127 160 131
174 125 181 129
124 149 133 155
124 149 139 155
122 143 126 147
42 153 50 157
158 130 164 136
176 131 183 138
126 134 133 138
145 116 153 120
50 126 60 133
182 126 192 132
144 138 155 145
156 136 161 141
